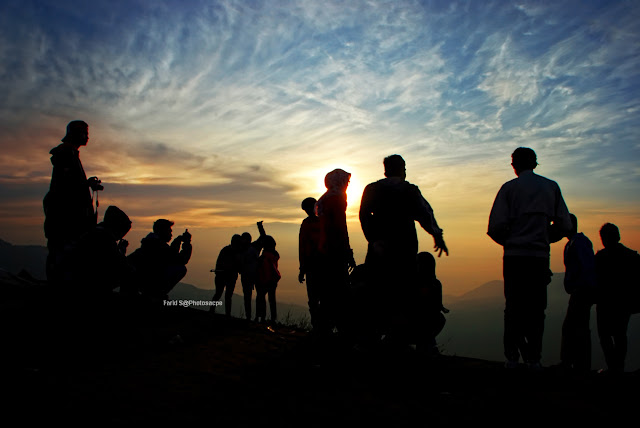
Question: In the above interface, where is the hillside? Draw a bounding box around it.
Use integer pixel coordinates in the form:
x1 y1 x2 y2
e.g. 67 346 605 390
441 273 640 371
0 270 637 425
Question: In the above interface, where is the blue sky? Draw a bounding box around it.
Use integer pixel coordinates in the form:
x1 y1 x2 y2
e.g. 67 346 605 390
1 0 638 299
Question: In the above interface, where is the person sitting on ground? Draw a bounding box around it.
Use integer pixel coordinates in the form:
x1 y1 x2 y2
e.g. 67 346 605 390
128 219 192 302
413 251 449 355
255 235 281 324
66 205 133 300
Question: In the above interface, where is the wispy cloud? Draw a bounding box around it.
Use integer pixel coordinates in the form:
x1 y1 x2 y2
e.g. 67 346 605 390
1 0 638 234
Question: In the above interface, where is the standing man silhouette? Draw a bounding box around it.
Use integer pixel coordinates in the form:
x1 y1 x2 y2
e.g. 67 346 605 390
595 223 639 374
360 154 448 343
44 120 103 286
559 213 596 373
488 147 571 370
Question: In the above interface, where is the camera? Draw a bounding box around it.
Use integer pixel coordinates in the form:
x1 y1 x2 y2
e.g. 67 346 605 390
88 176 104 191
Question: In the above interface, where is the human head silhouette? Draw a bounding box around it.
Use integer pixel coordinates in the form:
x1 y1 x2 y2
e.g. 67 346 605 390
325 169 351 192
301 197 317 216
153 219 174 242
263 235 276 251
384 154 406 179
599 223 620 248
241 232 252 245
62 120 89 148
511 147 537 175
568 213 578 237
231 233 244 249
416 251 436 281
104 206 132 240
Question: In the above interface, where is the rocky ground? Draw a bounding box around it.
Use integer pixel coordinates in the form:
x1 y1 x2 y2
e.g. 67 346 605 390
0 269 636 425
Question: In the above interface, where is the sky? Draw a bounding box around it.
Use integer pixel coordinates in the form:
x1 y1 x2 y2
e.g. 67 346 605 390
1 0 639 306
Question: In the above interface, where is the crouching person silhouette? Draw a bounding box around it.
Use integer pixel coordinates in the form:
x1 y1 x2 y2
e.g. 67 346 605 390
414 252 449 355
65 205 133 299
54 205 133 354
128 219 192 304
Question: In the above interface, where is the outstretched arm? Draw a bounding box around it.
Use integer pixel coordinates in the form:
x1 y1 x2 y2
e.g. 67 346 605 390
257 220 266 238
414 189 448 257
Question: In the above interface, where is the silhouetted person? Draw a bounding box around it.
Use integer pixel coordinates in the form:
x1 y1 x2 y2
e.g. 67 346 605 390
255 235 281 324
65 205 133 300
239 221 267 320
211 234 243 315
298 197 323 331
559 214 596 373
44 120 103 286
595 223 639 374
316 169 356 336
414 252 450 355
488 147 571 370
359 155 447 343
127 219 192 302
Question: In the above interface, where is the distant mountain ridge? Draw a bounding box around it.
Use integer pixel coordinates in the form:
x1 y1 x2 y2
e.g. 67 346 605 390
0 239 48 280
1 238 638 371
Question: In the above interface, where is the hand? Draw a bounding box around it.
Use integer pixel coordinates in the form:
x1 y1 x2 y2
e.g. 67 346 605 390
182 229 191 243
88 176 104 191
298 272 305 284
434 235 449 257
117 239 129 254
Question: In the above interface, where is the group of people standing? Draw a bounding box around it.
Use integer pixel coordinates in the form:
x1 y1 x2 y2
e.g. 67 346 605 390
488 147 638 374
298 155 450 354
43 120 636 373
210 221 281 323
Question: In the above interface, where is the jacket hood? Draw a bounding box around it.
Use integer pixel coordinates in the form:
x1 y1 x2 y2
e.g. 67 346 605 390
49 143 77 165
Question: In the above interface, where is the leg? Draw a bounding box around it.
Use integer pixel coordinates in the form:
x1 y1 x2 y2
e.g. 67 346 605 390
211 275 226 312
241 277 253 320
503 257 524 363
306 272 321 330
504 256 550 365
255 285 266 322
597 304 616 370
563 294 593 371
268 286 277 323
224 277 237 316
608 309 631 373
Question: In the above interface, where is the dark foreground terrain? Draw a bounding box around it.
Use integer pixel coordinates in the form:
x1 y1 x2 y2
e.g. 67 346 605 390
0 269 636 425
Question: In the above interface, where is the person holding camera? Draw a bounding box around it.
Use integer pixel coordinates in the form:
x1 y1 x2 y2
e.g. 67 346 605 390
127 219 192 302
44 120 104 287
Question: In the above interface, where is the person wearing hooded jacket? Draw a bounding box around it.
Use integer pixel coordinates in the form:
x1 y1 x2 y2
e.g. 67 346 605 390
44 120 103 286
65 205 133 298
315 168 357 336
